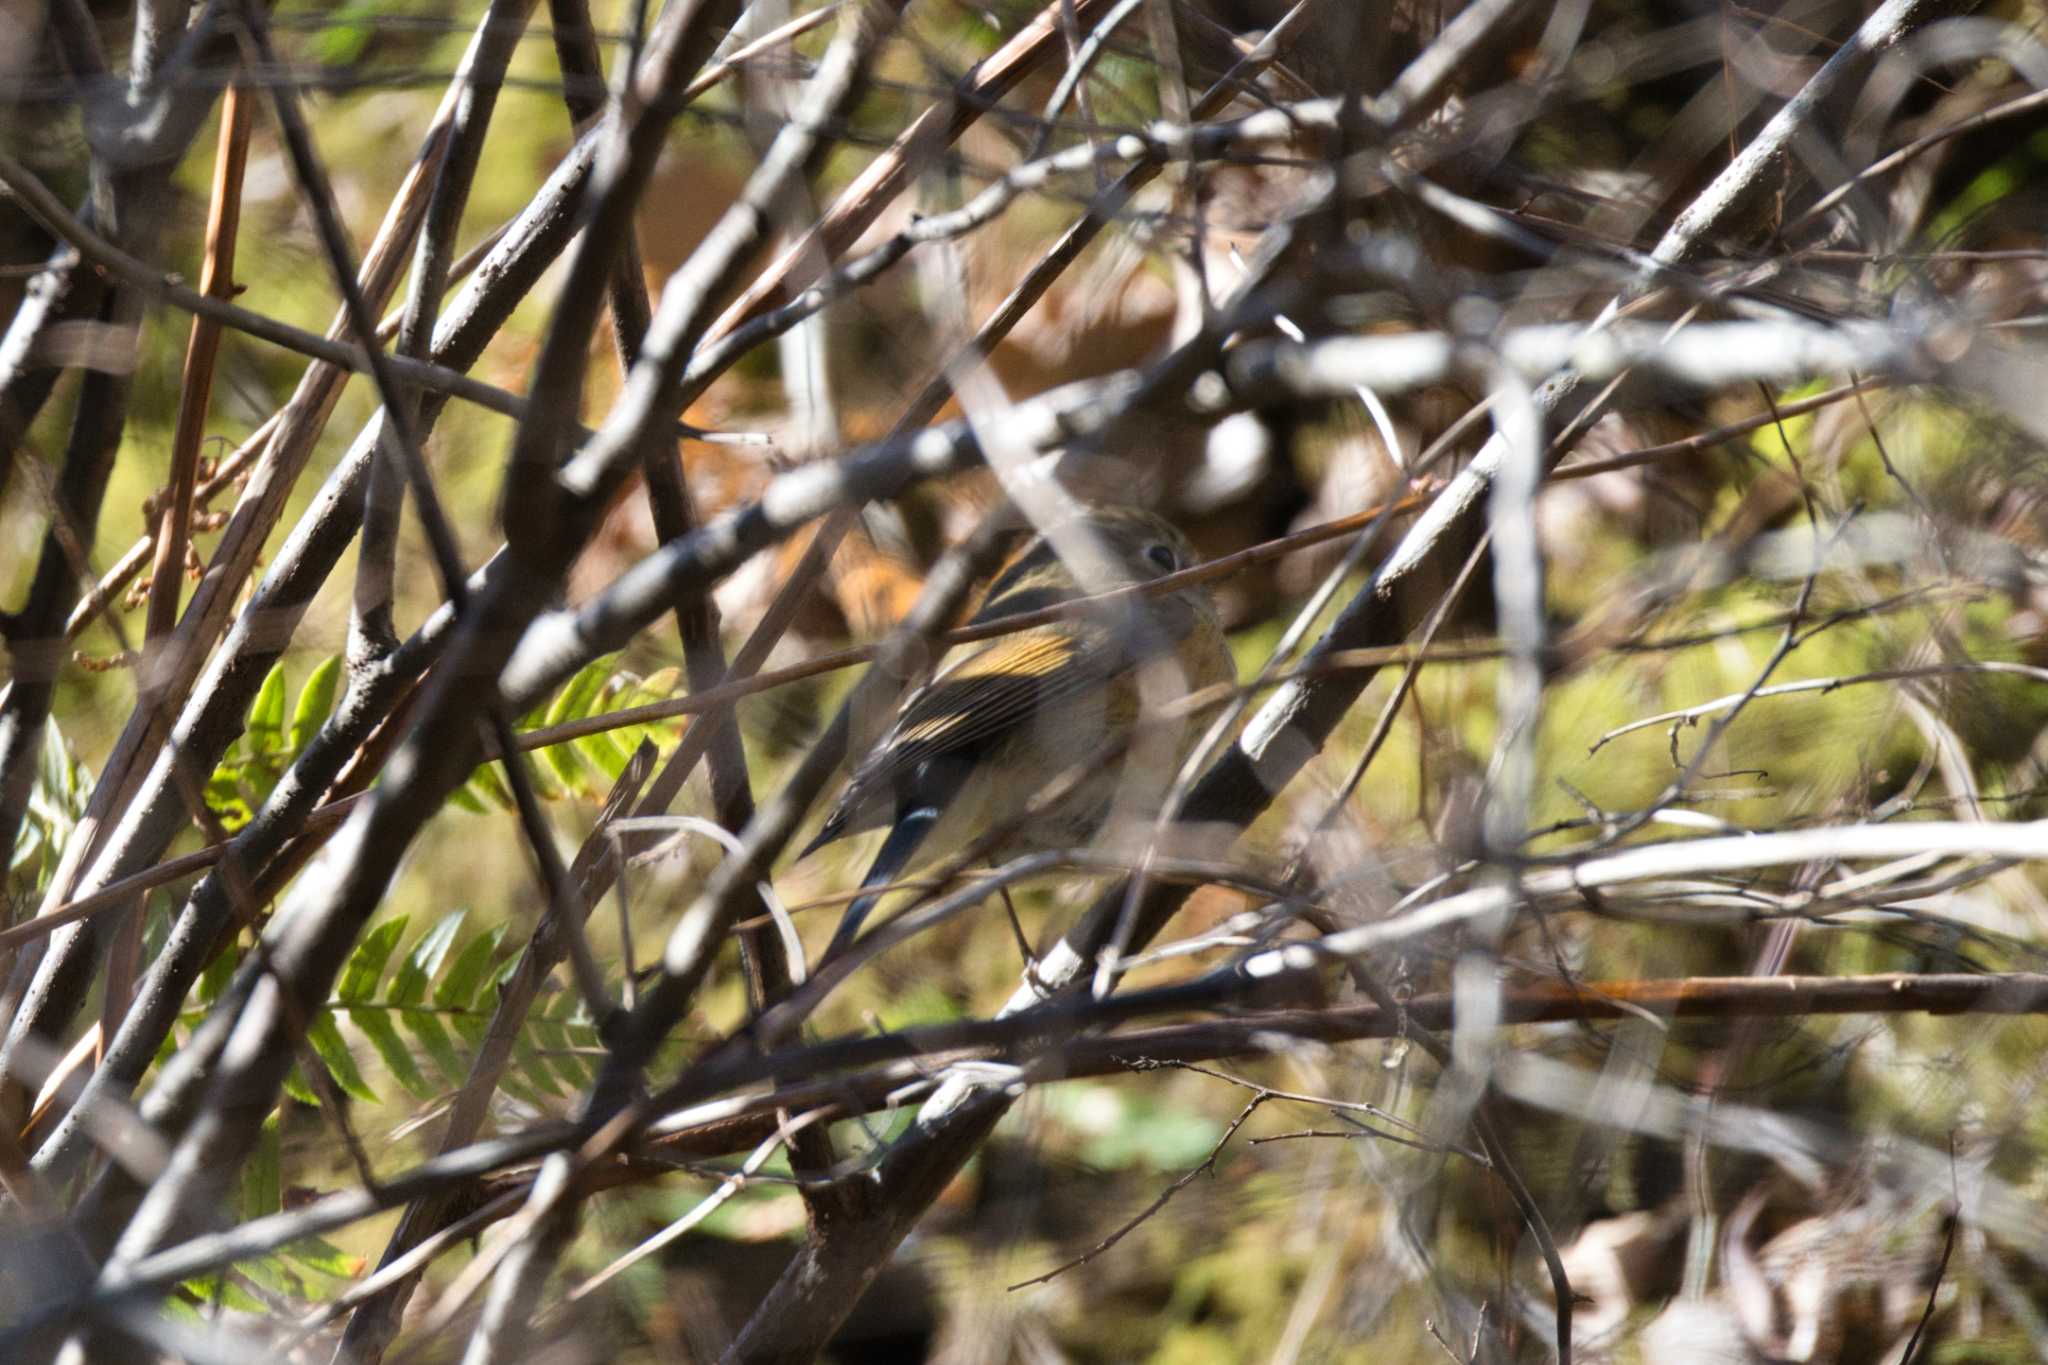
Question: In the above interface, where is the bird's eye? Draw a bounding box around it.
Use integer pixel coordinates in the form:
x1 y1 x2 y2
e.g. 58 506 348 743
1144 541 1178 573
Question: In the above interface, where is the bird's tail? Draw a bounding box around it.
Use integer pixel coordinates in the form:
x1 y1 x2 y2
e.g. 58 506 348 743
821 806 938 965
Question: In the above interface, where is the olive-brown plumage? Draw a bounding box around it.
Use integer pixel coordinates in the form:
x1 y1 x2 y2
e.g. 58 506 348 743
806 507 1234 962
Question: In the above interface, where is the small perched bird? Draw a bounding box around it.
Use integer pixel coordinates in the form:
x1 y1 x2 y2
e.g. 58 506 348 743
803 506 1235 963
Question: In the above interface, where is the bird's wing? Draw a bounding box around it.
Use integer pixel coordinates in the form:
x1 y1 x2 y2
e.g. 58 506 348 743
805 624 1126 853
883 628 1111 764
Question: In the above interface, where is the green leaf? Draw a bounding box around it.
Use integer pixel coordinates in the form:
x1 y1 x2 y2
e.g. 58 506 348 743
198 945 238 1004
541 660 614 787
283 1063 318 1107
243 1113 281 1220
246 661 288 747
512 1033 565 1098
474 764 511 807
535 993 589 1089
436 923 506 1014
184 1272 268 1314
1041 1084 1226 1172
351 1003 432 1099
283 1236 359 1280
400 1006 467 1088
573 730 632 784
203 768 252 830
446 783 492 815
339 918 406 1003
238 1253 303 1300
306 1009 378 1104
41 715 72 799
290 655 344 753
10 716 89 889
311 0 379 66
534 656 604 735
392 910 467 1006
499 1074 550 1109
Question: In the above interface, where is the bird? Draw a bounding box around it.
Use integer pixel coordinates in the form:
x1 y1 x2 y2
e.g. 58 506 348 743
801 506 1235 964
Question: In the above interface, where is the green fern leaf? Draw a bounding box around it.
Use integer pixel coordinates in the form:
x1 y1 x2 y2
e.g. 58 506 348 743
306 1009 378 1103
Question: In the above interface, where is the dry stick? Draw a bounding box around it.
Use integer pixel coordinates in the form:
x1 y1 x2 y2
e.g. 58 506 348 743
332 0 803 1343
62 217 515 646
15 0 824 597
31 126 619 1203
1899 1150 1960 1365
7 130 460 1162
53 6 540 1345
706 321 1289 1365
11 0 238 376
28 10 610 1252
501 118 1449 712
483 363 1893 754
477 0 1132 840
48 13 1925 1342
468 0 954 1334
581 0 852 1230
93 84 257 1071
2 960 2034 1336
561 1124 795 1303
516 483 1439 744
19 583 203 1151
498 0 749 557
716 2 1961 1360
643 828 2048 1125
241 0 500 625
60 233 538 649
0 498 1448 984
0 175 183 1138
78 961 2048 1311
897 0 1325 442
336 746 654 1365
560 0 778 1017
464 6 929 1346
466 512 1026 1361
47 142 698 1268
63 410 281 643
60 214 599 647
0 119 452 1080
4 353 1920 993
286 1189 527 1347
3 520 1786 965
571 0 1287 995
95 0 539 1205
36 0 1277 1203
141 88 250 651
235 0 604 1088
0 0 244 1284
1788 83 2048 238
89 0 865 1344
1594 661 2048 754
0 797 366 957
1010 1092 1269 1291
0 462 156 1140
0 180 161 904
554 0 1201 762
0 0 113 494
506 71 1844 704
352 0 542 667
606 246 1298 1081
456 90 1925 1064
0 149 576 433
704 0 1124 344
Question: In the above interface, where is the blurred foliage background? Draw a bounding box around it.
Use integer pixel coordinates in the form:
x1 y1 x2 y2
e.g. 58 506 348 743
8 0 2048 1361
